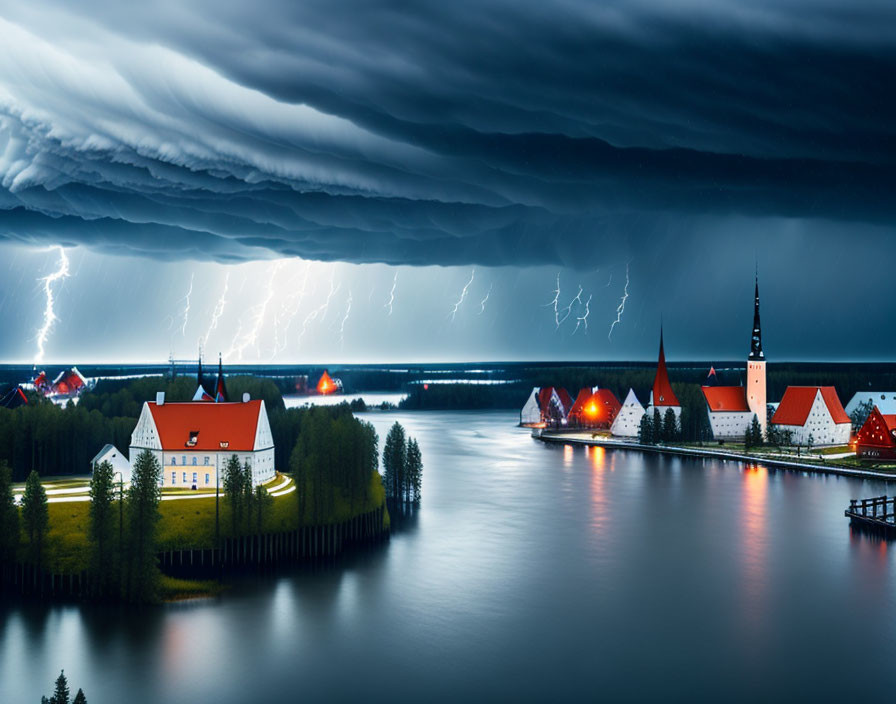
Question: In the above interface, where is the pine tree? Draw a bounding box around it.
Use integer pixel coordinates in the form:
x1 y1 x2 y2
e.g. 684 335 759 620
88 460 116 594
383 422 407 502
749 414 763 447
254 484 272 533
638 413 653 444
124 450 162 603
21 470 48 567
0 461 19 567
73 689 87 704
663 408 678 443
50 669 70 704
405 439 423 504
223 454 244 536
242 461 255 534
652 408 662 443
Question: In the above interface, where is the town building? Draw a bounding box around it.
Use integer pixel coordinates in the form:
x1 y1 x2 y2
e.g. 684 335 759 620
610 389 645 437
646 328 681 421
844 392 896 419
91 444 132 482
520 387 543 426
770 386 851 446
700 276 768 439
855 406 896 460
568 388 621 428
129 392 276 488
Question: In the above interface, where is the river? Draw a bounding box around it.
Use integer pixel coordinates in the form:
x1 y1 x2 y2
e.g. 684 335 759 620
3 410 896 702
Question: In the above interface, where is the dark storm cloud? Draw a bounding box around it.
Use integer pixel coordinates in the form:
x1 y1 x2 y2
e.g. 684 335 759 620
0 0 894 266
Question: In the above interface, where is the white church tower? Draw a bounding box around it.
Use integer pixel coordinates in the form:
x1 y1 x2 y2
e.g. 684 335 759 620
746 273 767 432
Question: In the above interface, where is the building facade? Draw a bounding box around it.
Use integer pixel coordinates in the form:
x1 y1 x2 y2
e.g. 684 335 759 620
129 394 276 488
611 388 645 437
770 386 851 447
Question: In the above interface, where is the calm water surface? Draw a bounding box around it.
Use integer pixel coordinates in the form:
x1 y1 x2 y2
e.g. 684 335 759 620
3 410 896 702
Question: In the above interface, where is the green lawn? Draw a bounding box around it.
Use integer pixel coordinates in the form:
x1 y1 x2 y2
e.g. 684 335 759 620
17 472 387 574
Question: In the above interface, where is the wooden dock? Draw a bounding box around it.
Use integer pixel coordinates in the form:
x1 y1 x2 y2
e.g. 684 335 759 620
845 496 896 534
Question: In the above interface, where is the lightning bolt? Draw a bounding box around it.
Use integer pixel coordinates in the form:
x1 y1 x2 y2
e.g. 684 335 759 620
227 262 282 360
178 273 194 337
205 271 230 346
545 273 562 328
608 262 630 340
478 283 493 315
34 246 69 364
449 269 475 322
338 290 352 348
319 271 339 323
558 285 583 327
275 261 311 354
573 294 592 335
298 271 339 347
385 271 398 315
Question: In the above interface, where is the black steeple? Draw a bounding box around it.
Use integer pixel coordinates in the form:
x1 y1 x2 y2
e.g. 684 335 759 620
197 347 207 392
215 353 229 402
748 272 764 361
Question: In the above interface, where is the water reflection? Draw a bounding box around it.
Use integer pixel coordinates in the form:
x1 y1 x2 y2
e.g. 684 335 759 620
4 411 896 702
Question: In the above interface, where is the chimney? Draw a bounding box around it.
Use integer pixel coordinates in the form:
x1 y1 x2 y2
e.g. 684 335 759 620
156 392 165 406
242 392 250 403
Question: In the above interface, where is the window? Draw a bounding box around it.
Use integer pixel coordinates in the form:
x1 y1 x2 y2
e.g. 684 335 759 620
192 472 197 484
204 456 210 466
171 456 177 466
205 473 210 484
171 472 176 484
182 472 187 483
192 456 197 466
182 455 186 465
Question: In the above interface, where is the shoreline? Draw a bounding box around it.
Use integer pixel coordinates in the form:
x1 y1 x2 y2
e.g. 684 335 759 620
534 430 896 482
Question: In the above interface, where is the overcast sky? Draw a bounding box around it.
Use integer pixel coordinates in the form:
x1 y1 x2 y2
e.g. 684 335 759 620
0 0 893 364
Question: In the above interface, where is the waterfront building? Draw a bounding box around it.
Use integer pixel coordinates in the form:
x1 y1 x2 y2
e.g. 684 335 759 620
520 387 543 426
844 391 896 418
700 276 768 439
91 444 132 483
129 392 276 488
770 386 851 446
568 388 621 428
610 388 645 437
646 327 681 421
855 406 896 460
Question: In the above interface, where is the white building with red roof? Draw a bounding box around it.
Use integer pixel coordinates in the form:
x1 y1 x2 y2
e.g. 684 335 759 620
129 392 275 488
647 328 681 420
770 386 851 447
700 276 768 439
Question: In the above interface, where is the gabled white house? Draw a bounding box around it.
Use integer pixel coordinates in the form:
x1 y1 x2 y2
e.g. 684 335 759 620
845 392 896 418
611 389 645 437
91 444 132 483
520 387 542 426
770 386 851 447
129 392 275 488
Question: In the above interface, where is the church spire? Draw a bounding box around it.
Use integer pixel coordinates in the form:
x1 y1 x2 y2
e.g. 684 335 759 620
749 271 764 361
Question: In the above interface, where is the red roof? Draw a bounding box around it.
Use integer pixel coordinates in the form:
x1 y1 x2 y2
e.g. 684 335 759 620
701 386 749 412
569 388 593 417
147 401 262 451
857 406 896 448
771 386 850 426
652 334 679 407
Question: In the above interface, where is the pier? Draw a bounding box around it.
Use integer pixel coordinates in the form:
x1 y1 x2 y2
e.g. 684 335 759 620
845 496 896 534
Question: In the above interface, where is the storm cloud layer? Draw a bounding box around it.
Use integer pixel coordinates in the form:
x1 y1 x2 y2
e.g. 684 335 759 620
0 0 894 267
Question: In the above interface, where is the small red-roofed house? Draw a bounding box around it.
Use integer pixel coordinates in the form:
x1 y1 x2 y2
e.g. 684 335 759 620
569 388 621 428
701 386 755 439
856 406 896 460
129 392 275 488
770 386 851 446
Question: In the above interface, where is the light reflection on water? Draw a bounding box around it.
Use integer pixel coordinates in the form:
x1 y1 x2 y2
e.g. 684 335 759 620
3 410 896 702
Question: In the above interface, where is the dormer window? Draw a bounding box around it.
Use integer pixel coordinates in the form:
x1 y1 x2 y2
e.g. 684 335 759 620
186 430 199 447
220 441 229 449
